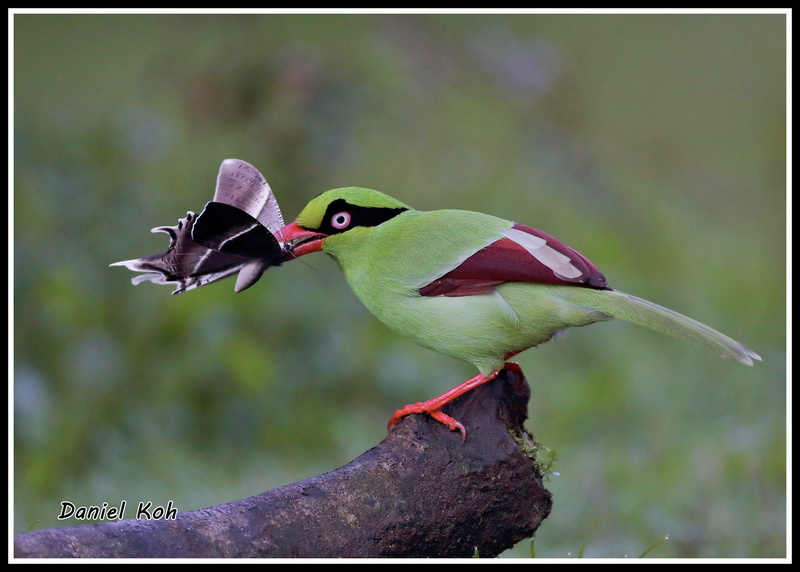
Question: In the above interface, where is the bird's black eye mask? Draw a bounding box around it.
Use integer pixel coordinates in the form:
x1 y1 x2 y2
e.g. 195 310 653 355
315 198 407 234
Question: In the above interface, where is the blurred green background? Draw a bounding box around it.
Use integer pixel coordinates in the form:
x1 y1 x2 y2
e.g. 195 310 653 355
13 13 786 558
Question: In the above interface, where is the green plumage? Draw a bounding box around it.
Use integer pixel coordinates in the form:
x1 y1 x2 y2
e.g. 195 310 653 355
294 188 760 376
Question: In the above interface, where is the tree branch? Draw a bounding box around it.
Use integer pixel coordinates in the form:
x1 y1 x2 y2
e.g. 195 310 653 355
14 367 552 558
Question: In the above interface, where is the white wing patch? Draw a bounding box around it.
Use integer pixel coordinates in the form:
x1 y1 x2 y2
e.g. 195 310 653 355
501 228 583 280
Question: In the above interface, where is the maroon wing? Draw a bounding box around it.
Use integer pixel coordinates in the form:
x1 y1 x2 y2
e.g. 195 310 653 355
418 223 609 298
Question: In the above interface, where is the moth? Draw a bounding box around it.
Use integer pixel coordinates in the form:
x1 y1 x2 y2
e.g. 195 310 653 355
111 159 288 294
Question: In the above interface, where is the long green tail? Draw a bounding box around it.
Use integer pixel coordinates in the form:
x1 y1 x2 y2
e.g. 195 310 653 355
565 288 762 366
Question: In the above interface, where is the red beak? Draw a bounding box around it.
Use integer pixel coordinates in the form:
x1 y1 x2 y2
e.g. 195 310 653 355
278 221 327 258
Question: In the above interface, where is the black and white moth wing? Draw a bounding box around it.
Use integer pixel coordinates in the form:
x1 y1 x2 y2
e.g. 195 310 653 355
110 212 253 295
212 158 285 236
190 159 287 291
192 202 282 260
191 202 285 292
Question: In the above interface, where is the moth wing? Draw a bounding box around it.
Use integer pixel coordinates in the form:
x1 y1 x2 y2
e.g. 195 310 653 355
110 212 252 294
213 158 285 235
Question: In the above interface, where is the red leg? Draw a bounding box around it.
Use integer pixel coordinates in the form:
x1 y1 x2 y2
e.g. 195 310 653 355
388 363 521 439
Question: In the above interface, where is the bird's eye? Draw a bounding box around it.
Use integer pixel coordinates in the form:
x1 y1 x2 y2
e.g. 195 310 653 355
330 211 351 230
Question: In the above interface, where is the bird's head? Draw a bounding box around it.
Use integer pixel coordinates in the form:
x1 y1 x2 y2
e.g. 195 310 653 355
279 187 411 258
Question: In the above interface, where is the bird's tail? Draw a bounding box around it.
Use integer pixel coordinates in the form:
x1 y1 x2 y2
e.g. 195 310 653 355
563 288 762 366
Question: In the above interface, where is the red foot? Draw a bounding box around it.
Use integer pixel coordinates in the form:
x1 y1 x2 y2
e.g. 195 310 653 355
387 363 522 440
388 403 466 440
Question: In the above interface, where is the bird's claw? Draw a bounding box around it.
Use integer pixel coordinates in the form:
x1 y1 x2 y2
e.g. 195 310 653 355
429 409 466 441
388 404 466 440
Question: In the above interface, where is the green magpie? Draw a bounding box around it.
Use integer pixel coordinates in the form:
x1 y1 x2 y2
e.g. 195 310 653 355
279 187 761 437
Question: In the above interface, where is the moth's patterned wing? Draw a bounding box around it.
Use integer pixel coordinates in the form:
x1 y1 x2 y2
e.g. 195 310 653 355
110 212 252 294
213 159 285 235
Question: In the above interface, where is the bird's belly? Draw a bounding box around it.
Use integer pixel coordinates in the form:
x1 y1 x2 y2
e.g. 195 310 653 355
358 282 609 375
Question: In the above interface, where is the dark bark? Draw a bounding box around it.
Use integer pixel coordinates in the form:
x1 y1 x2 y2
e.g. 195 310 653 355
14 367 552 558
